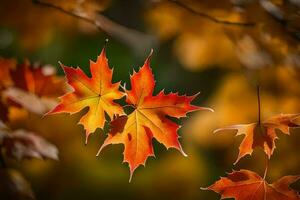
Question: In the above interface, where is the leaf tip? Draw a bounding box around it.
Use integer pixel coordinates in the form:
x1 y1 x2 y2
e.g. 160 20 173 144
179 146 188 157
96 148 102 157
149 48 154 58
202 107 214 112
200 187 208 191
192 91 201 98
128 174 133 183
58 61 65 69
145 49 154 64
96 141 109 157
233 157 241 165
85 136 89 145
129 168 135 183
44 106 58 117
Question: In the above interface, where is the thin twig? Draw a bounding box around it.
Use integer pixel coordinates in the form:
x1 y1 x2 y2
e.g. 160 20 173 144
257 85 261 124
169 0 255 27
32 0 157 56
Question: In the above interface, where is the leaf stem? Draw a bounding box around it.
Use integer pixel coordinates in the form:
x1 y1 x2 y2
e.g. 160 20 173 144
257 85 261 124
263 158 269 180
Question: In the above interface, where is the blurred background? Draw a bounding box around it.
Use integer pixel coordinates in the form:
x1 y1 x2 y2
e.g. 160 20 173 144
0 0 299 199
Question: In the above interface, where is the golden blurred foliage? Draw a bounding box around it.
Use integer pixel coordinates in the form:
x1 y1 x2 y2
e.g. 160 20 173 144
0 0 110 50
184 66 300 147
0 0 299 198
146 0 300 71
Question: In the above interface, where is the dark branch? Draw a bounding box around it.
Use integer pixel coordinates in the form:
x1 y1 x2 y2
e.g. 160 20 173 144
169 0 255 27
32 0 157 56
33 0 97 26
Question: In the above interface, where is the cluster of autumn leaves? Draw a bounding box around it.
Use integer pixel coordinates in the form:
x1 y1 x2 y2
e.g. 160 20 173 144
0 58 65 199
147 0 300 71
47 48 212 181
1 47 300 199
0 58 63 161
204 113 300 199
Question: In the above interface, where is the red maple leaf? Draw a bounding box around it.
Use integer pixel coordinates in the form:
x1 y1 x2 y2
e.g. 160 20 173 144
97 51 212 181
203 169 300 200
47 48 124 143
214 113 300 164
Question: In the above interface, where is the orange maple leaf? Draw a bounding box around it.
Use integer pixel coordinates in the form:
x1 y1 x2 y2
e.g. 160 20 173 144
10 62 65 98
97 51 212 181
47 48 124 143
0 58 65 97
203 169 300 200
0 58 16 89
214 114 300 164
0 58 66 117
0 121 59 161
1 60 66 115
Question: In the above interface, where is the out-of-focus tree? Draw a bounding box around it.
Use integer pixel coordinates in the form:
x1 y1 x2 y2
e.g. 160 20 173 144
146 0 300 70
0 0 157 56
0 58 61 199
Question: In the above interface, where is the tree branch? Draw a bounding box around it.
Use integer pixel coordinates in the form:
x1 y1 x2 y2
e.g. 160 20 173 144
169 0 255 27
32 0 157 56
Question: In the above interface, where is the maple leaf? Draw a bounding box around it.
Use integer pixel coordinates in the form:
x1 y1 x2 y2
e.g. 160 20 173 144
97 51 212 181
0 58 16 89
202 169 300 200
0 60 66 116
2 130 59 161
47 48 124 143
3 87 58 116
10 61 65 98
0 121 58 161
214 113 300 164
